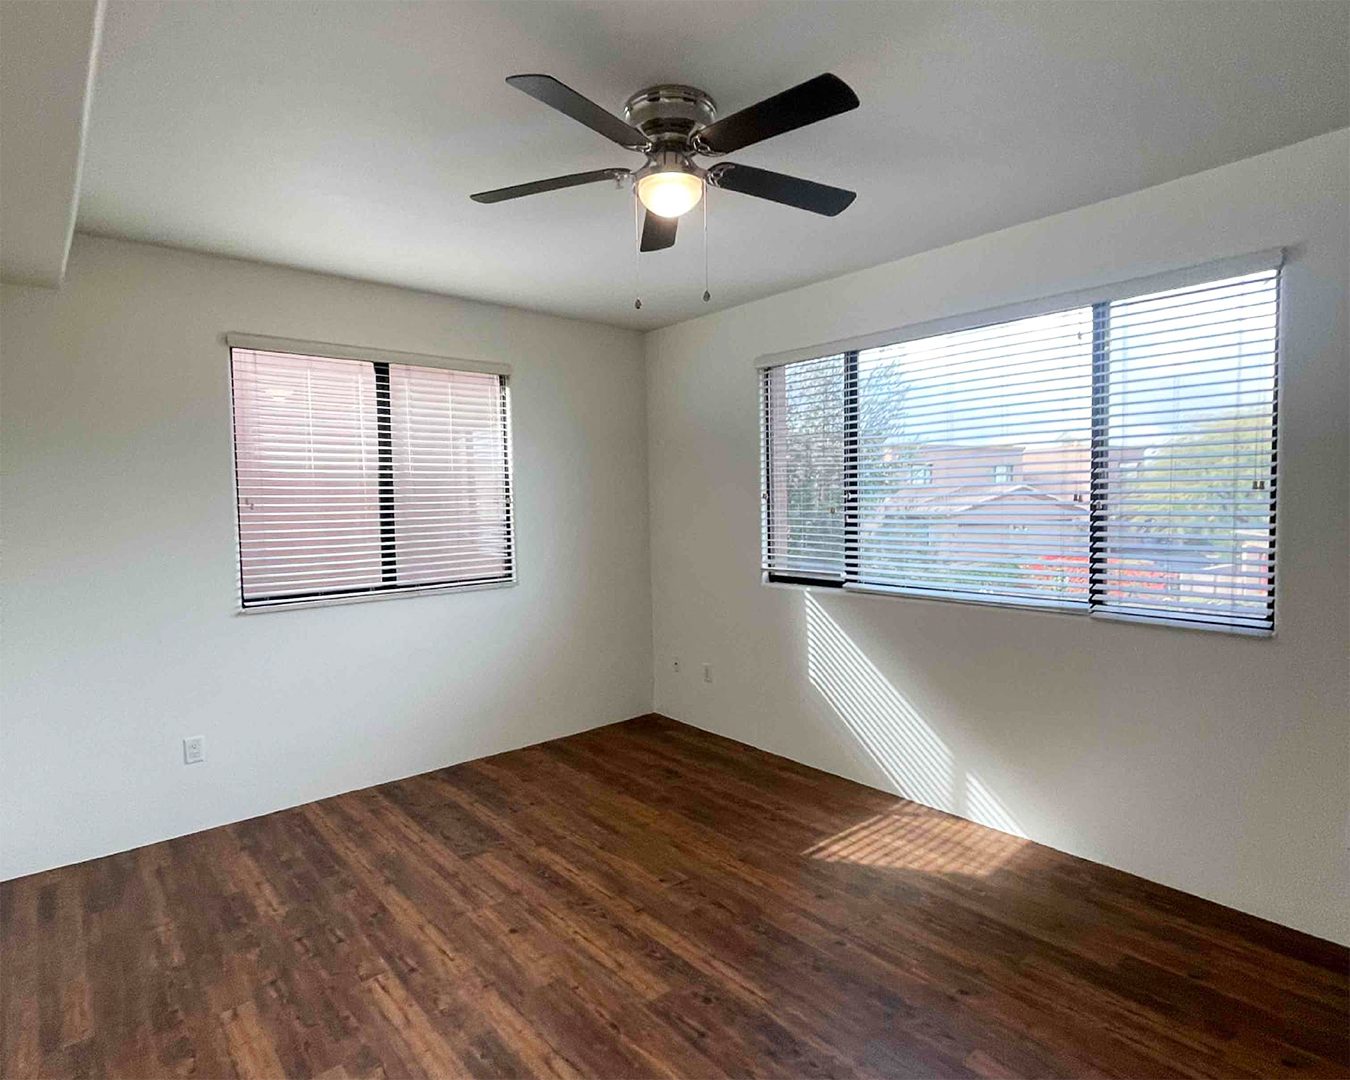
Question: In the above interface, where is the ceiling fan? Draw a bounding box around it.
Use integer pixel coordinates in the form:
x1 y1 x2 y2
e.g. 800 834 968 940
470 73 860 254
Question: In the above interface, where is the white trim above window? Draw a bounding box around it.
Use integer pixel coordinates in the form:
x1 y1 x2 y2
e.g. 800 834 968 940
759 252 1282 635
225 333 512 376
753 249 1285 371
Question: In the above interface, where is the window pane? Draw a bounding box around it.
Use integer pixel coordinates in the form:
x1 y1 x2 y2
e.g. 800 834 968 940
389 364 513 587
762 356 846 579
1094 270 1278 629
232 350 383 603
855 309 1093 605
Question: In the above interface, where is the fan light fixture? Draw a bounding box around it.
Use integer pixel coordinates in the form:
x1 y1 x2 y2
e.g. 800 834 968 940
636 170 703 219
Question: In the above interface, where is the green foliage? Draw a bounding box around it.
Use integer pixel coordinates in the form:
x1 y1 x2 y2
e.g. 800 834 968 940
1116 412 1274 538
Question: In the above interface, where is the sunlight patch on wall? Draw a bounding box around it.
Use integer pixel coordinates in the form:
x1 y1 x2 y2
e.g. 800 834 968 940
965 772 1025 838
804 592 1027 866
805 592 954 811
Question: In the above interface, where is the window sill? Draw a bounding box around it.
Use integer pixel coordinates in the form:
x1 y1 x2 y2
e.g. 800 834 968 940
237 577 516 615
761 573 1274 638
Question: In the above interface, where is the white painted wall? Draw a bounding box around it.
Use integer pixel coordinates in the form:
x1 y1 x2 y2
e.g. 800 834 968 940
645 130 1350 945
0 235 652 879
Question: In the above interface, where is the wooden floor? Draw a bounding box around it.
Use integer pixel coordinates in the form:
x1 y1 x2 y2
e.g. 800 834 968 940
2 716 1346 1079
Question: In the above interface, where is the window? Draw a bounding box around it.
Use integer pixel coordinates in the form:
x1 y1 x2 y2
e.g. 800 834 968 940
761 258 1280 632
230 341 513 608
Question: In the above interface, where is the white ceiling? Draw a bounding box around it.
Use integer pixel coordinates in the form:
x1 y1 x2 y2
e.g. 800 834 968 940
77 0 1349 330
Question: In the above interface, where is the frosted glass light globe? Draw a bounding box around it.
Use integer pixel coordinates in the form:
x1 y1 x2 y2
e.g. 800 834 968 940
636 171 704 219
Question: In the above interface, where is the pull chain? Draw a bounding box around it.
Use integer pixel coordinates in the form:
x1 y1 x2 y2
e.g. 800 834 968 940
633 189 643 310
702 185 711 303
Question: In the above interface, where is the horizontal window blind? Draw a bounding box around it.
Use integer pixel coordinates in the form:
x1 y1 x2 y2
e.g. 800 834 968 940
854 309 1093 606
1092 270 1278 630
760 260 1280 632
389 363 513 588
231 347 513 608
761 354 846 581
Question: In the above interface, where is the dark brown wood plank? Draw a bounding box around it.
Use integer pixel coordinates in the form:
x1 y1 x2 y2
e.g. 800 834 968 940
2 714 1346 1079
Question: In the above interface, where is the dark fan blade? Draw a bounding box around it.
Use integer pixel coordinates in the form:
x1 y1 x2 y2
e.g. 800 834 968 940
471 168 628 204
639 211 677 252
708 163 855 216
695 73 859 155
506 74 649 150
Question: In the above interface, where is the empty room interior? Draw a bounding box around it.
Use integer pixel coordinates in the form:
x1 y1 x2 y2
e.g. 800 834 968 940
2 1 1349 1077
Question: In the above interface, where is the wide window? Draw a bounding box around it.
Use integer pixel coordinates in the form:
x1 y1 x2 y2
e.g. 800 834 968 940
230 342 513 608
761 260 1280 632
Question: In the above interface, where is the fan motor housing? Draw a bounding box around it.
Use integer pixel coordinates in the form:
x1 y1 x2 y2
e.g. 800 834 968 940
623 84 717 147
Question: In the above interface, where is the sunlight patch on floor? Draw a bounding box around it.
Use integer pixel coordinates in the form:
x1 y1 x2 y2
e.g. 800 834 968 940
803 807 1028 877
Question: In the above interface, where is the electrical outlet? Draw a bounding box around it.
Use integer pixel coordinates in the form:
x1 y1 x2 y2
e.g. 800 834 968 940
702 663 713 684
673 658 681 673
183 735 206 765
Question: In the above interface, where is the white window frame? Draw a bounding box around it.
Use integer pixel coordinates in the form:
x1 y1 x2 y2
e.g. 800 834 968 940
226 333 516 613
756 250 1284 637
